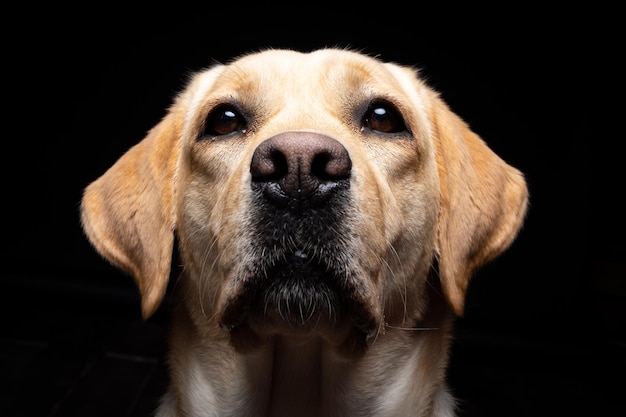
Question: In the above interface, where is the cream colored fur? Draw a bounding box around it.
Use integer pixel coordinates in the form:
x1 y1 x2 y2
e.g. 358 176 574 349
80 48 528 417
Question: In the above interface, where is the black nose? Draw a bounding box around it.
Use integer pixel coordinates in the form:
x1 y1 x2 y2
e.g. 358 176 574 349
250 132 352 207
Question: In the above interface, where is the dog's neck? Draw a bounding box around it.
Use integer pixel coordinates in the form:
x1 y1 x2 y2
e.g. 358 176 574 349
246 335 347 417
162 294 455 417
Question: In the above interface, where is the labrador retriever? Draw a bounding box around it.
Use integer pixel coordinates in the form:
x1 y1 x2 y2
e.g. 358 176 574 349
80 48 528 417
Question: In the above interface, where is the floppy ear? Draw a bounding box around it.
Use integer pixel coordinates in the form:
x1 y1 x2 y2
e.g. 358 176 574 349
80 109 182 319
431 94 529 316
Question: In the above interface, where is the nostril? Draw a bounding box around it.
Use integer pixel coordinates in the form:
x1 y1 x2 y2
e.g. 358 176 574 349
250 148 288 182
311 153 330 181
312 150 352 181
271 150 289 181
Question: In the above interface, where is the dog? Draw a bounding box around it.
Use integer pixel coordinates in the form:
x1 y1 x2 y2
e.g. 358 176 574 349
80 47 528 417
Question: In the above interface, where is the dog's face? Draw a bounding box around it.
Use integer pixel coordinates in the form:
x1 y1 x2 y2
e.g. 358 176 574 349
179 49 442 353
81 48 528 357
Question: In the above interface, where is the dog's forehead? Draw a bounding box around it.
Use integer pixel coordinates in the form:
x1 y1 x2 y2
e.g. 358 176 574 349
228 48 392 86
191 48 414 105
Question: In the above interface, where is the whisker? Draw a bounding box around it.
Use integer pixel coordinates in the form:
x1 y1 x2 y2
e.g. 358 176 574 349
385 325 440 331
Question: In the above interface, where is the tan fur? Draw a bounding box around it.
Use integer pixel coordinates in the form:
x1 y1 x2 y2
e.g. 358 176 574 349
81 48 528 416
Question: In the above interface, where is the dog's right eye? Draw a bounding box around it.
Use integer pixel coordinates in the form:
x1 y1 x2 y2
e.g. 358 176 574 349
202 104 247 137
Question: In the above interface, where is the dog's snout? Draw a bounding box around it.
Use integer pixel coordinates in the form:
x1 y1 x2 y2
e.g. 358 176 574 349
250 132 351 206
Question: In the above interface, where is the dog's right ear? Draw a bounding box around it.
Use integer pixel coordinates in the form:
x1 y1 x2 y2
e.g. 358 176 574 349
80 108 183 319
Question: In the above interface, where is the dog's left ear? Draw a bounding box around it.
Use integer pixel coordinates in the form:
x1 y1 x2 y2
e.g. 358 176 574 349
80 109 183 319
430 93 529 316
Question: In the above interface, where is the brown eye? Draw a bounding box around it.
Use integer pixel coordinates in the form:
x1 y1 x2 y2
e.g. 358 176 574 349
363 101 407 134
203 104 246 137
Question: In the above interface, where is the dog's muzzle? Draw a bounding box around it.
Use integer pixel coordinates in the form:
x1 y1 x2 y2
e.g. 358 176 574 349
218 132 378 355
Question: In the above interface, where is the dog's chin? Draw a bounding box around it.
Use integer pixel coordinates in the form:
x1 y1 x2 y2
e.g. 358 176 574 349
218 253 379 358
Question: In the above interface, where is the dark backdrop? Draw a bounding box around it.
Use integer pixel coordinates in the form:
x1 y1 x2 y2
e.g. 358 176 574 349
2 4 622 417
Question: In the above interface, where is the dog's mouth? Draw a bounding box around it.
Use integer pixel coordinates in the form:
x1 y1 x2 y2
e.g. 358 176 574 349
218 248 379 356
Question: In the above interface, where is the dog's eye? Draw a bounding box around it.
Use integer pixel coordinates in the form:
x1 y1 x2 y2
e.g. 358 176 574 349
362 101 407 134
203 104 247 137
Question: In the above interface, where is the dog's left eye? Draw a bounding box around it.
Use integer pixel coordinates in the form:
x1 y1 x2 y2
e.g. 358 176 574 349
203 104 247 137
362 101 407 134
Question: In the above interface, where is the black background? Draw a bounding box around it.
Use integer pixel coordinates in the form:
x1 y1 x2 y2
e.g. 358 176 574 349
2 4 623 417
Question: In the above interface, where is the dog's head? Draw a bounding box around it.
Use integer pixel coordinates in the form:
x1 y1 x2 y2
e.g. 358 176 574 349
81 48 528 355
